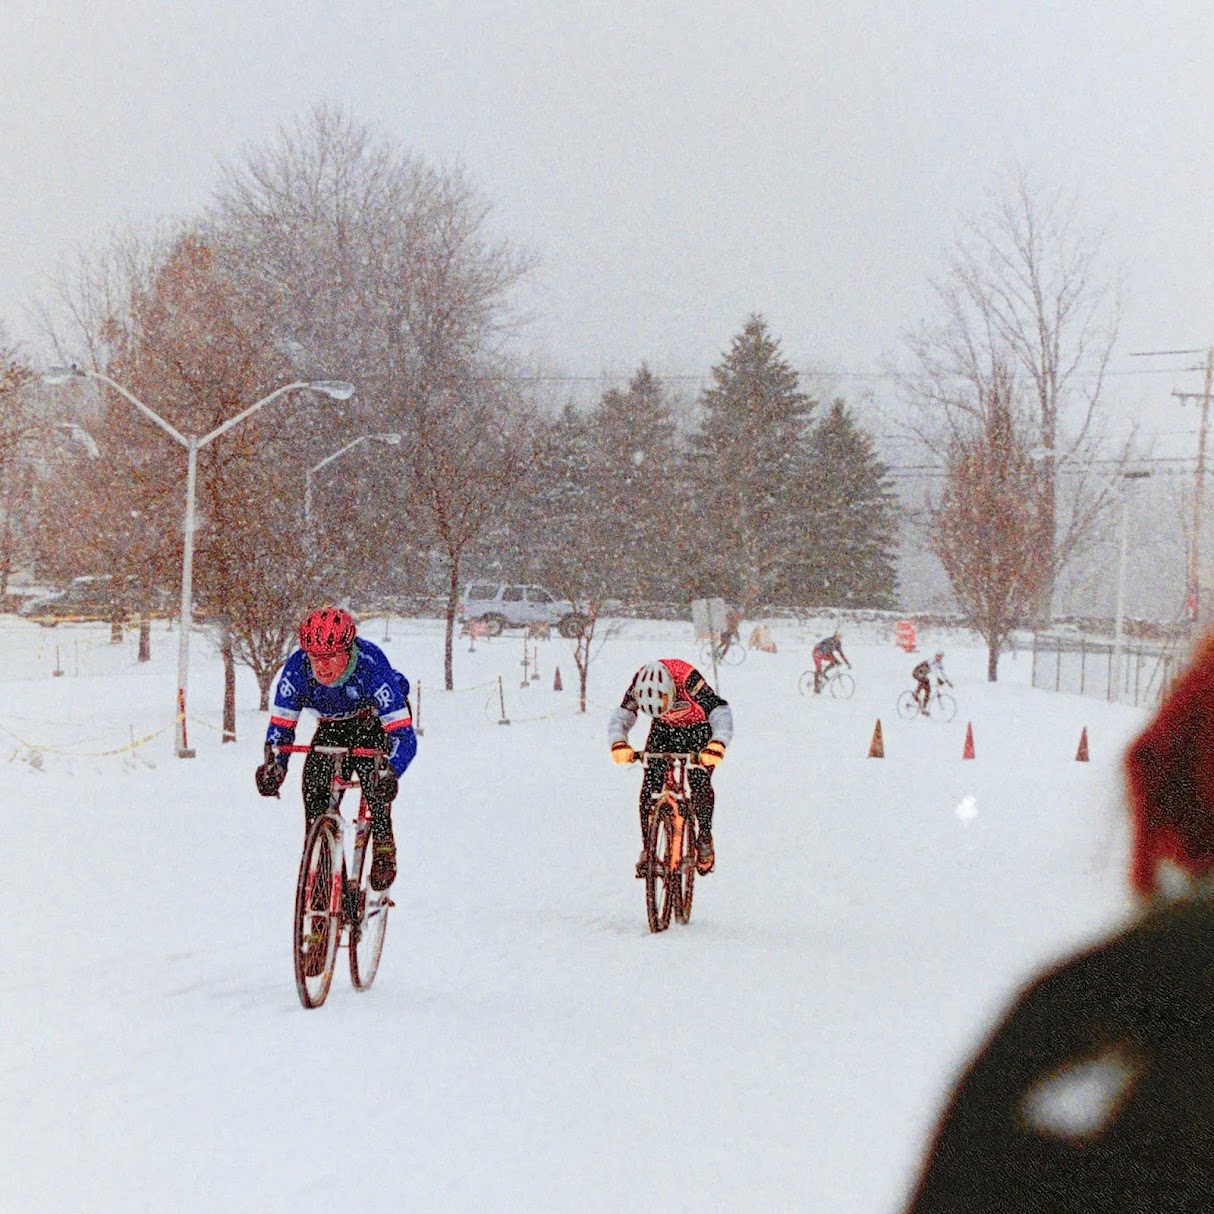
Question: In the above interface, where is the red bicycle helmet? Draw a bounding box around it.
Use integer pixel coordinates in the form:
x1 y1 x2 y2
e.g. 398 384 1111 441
299 607 357 656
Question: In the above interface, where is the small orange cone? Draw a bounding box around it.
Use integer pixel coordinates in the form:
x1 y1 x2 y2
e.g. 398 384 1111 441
1076 727 1089 762
553 666 563 692
962 721 975 760
868 719 884 758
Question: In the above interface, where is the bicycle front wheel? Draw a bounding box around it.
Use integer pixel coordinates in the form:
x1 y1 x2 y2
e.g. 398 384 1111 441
294 815 341 1009
896 690 920 720
674 812 696 925
644 802 676 933
829 671 855 700
933 692 957 723
720 643 745 666
349 827 390 991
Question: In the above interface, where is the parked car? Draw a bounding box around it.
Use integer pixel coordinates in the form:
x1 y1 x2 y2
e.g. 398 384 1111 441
457 581 588 638
19 576 170 627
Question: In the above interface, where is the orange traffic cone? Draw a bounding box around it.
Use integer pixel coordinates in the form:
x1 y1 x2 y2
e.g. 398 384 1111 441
553 666 563 692
868 719 885 758
962 721 975 760
1076 727 1089 762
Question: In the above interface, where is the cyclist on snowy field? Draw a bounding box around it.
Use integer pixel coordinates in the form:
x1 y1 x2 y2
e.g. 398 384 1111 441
254 607 417 892
912 651 952 716
812 630 850 693
608 659 734 877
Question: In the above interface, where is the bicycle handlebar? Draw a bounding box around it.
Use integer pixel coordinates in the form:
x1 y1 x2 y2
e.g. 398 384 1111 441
273 743 385 758
633 750 708 769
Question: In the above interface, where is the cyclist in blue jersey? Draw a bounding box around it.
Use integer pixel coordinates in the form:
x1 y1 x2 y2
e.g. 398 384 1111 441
255 607 417 891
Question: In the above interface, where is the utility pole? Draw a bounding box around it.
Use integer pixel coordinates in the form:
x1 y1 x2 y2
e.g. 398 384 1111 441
1170 346 1214 628
1130 346 1210 634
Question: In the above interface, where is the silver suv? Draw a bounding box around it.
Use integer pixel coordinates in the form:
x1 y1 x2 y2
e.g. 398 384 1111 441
458 581 588 637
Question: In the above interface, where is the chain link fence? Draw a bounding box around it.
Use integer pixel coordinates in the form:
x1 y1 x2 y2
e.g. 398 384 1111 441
1031 631 1186 708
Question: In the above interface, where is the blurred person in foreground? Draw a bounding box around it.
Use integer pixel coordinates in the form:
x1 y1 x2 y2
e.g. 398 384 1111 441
903 634 1214 1213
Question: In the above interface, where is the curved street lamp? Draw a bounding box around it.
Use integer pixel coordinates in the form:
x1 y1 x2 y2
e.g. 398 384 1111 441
43 366 355 757
304 432 402 527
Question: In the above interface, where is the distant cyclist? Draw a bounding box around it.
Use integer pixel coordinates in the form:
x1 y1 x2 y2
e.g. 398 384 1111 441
255 607 418 891
912 651 952 716
608 660 734 876
812 630 850 693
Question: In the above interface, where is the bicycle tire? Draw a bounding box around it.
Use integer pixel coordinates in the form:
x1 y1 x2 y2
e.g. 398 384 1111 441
674 811 696 925
896 690 920 720
798 670 817 696
644 801 676 933
829 671 855 700
934 692 957 723
294 814 341 1009
720 643 745 667
348 824 389 992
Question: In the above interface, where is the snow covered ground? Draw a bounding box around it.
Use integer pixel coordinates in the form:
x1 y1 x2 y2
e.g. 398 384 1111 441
1 614 1150 1212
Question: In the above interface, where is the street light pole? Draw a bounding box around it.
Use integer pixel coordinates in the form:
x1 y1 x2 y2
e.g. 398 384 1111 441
43 367 355 757
304 432 402 527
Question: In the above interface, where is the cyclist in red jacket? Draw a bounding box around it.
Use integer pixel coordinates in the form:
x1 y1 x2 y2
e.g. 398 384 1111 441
608 659 734 875
812 631 850 693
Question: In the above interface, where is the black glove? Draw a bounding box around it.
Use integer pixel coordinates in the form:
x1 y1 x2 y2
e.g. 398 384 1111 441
255 744 287 798
367 763 399 804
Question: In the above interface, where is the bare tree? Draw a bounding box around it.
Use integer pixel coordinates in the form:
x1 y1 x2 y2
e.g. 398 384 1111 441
903 167 1121 616
405 377 538 689
0 328 36 595
210 102 538 681
929 368 1051 680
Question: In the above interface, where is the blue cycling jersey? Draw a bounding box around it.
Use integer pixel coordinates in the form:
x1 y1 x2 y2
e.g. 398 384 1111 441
265 637 417 776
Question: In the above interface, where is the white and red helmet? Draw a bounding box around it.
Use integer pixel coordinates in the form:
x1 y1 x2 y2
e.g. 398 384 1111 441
632 661 675 717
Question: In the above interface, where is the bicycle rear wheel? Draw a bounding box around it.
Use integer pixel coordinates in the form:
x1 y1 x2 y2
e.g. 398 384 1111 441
896 690 920 720
720 642 744 666
644 803 676 933
674 812 696 925
798 670 817 696
934 692 957 723
348 827 390 991
294 814 341 1009
829 671 855 700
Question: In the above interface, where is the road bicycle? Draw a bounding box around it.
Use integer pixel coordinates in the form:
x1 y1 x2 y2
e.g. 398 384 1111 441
631 751 705 933
798 663 855 699
896 682 957 722
699 635 745 667
274 742 394 1009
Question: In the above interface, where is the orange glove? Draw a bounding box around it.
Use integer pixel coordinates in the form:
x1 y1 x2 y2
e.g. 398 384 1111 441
611 741 636 765
699 740 726 767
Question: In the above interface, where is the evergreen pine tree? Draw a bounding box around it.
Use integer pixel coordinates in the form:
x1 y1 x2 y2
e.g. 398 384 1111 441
587 364 680 602
690 315 816 610
799 399 899 607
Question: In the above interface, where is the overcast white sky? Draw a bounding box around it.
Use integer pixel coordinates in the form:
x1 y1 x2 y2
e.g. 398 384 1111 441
7 2 1214 433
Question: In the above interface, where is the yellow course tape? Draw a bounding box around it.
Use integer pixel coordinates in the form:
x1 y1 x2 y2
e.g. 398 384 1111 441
0 717 175 759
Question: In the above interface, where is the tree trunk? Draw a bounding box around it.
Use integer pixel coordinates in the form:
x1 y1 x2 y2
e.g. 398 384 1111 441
138 618 151 663
258 671 274 711
987 642 999 682
222 629 236 742
444 557 460 691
